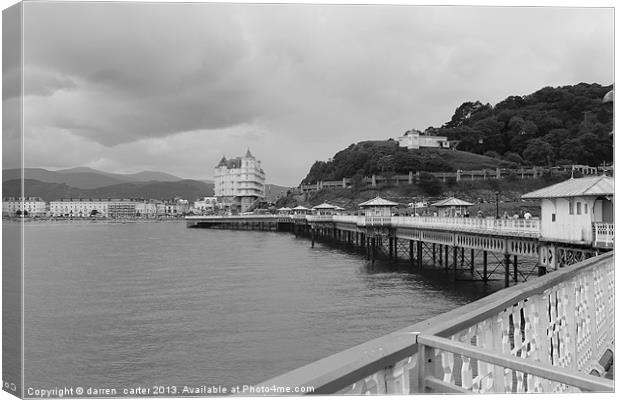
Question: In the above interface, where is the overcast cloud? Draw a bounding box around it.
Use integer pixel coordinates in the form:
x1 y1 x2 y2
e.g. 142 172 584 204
6 2 614 185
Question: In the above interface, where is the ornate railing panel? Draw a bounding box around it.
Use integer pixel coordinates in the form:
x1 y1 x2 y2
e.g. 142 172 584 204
593 222 614 247
259 252 614 394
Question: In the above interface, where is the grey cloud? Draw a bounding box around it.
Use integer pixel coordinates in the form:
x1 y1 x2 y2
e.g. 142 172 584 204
15 2 614 185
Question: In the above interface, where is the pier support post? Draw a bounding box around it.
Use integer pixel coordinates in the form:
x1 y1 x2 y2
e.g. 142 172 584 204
470 249 475 274
460 247 465 267
389 237 394 259
453 246 458 279
504 253 510 288
394 238 398 259
444 245 449 270
432 244 436 266
483 251 488 283
371 237 376 263
409 240 414 264
439 244 442 267
311 229 316 248
513 255 518 283
417 240 423 270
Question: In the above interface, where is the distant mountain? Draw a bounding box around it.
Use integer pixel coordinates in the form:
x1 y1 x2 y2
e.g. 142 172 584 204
3 167 185 189
3 179 214 202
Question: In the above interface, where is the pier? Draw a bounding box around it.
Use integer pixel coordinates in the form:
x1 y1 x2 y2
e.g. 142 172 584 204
186 211 608 285
186 176 614 393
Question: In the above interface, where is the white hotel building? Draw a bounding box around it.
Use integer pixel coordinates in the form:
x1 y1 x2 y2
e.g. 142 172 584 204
214 149 266 212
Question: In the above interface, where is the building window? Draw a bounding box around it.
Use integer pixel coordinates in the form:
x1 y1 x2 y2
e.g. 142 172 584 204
552 213 556 222
585 203 588 214
576 202 581 215
568 200 574 215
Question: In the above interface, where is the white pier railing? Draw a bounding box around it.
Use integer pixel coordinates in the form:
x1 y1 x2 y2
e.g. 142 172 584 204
391 216 540 237
593 222 614 247
258 252 614 394
312 215 541 237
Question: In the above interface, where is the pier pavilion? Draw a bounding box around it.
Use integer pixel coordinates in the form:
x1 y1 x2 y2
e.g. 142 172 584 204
186 175 614 393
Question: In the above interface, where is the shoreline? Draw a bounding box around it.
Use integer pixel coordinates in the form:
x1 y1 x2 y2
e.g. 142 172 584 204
2 218 187 224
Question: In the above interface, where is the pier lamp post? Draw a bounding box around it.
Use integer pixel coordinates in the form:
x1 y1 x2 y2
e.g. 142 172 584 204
495 191 500 219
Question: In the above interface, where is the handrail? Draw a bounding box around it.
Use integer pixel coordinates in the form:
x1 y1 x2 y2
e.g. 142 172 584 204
416 335 614 392
259 252 614 394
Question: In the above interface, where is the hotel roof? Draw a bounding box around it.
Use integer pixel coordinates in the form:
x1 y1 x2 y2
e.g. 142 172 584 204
358 197 399 207
292 205 310 210
431 197 473 207
521 176 614 199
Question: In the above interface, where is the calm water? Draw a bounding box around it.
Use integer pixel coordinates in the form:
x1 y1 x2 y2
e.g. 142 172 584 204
22 222 496 391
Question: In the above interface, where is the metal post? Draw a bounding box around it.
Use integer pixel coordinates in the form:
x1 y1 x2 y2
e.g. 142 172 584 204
460 247 465 267
453 246 458 279
432 243 436 266
483 250 488 283
394 238 398 259
445 245 449 270
504 253 510 288
389 237 394 259
409 240 414 264
417 240 423 269
470 249 475 274
513 255 518 283
311 228 315 248
439 244 442 266
371 237 376 263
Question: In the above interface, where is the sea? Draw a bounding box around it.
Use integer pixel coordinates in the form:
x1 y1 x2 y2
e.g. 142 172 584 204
17 221 499 394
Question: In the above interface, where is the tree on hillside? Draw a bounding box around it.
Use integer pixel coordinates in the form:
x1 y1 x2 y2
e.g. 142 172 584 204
523 139 555 166
418 172 443 196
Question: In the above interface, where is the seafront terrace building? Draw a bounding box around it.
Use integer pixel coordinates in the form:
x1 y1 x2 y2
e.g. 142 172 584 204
214 149 266 212
50 198 112 217
2 197 47 217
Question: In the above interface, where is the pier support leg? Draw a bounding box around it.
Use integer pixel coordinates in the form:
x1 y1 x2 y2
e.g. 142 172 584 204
394 238 398 259
409 240 414 265
444 245 449 270
389 237 394 259
439 244 442 267
483 251 488 283
371 237 376 263
453 247 458 279
417 241 423 270
504 253 510 288
311 229 316 248
513 255 518 283
470 249 475 274
460 247 465 267
432 244 436 266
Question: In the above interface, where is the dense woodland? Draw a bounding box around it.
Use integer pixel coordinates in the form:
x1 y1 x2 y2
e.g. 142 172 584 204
302 83 613 185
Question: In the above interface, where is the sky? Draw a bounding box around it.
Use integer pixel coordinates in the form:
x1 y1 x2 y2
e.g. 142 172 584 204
2 1 614 186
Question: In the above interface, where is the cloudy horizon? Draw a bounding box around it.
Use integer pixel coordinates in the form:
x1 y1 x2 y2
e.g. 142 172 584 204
3 2 614 186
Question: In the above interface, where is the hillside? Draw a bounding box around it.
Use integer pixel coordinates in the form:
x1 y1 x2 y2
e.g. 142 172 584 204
435 82 613 166
302 141 513 184
279 173 572 218
4 179 214 202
